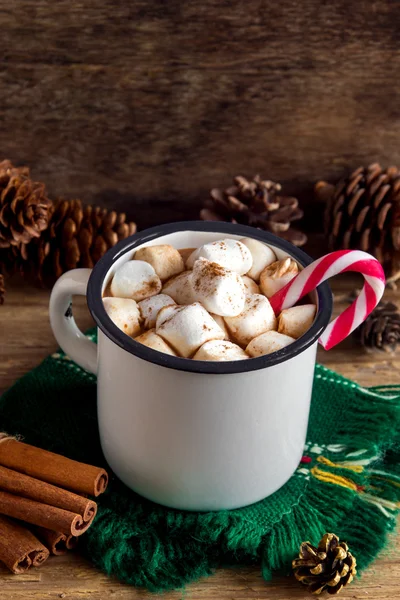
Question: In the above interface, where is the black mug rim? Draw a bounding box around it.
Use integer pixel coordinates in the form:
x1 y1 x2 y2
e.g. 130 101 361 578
87 221 333 374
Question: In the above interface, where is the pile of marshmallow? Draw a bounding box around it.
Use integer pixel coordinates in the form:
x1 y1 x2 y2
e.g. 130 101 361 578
103 238 316 361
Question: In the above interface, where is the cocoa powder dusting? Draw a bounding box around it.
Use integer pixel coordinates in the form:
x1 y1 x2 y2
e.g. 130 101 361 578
194 260 227 296
150 279 160 291
205 261 226 277
138 277 162 299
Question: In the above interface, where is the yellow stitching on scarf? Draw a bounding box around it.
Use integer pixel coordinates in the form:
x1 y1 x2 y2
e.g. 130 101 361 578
317 456 364 473
311 466 358 491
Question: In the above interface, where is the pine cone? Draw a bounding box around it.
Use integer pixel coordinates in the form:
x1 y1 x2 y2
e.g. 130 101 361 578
359 300 400 352
0 159 53 248
201 175 307 246
318 163 400 279
293 533 357 595
17 199 137 285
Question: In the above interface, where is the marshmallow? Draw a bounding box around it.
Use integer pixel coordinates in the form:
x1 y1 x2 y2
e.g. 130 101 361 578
210 313 230 340
111 260 162 301
186 238 253 275
103 297 141 337
138 294 176 329
162 271 196 305
242 275 260 296
156 304 181 328
134 329 177 356
156 302 225 357
193 340 249 362
278 304 317 339
134 244 184 282
240 238 276 280
192 258 246 317
224 294 277 346
259 258 299 298
246 330 295 357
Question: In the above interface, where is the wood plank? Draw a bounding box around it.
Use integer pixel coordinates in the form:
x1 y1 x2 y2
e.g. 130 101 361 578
0 277 399 598
2 1 400 226
0 548 399 600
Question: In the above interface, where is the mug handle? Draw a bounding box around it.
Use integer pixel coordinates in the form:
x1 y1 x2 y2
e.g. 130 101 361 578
49 269 98 374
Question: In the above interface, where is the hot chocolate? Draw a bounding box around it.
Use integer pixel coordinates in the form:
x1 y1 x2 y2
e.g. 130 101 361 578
102 237 316 361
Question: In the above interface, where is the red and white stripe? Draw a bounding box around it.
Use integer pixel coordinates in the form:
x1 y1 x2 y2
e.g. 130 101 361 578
269 250 386 351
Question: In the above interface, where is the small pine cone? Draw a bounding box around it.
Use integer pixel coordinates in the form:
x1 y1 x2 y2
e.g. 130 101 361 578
293 533 357 595
0 159 30 182
18 199 137 285
0 160 53 248
359 300 400 352
318 163 400 279
0 273 4 305
201 174 307 246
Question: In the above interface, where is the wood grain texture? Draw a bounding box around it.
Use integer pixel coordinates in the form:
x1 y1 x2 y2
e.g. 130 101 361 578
1 1 400 227
0 277 399 598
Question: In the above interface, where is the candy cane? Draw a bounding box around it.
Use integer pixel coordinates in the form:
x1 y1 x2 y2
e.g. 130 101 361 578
269 250 386 351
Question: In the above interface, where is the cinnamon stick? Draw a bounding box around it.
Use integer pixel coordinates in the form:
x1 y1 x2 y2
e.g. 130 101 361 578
34 528 68 555
0 437 108 496
0 515 49 573
0 465 97 522
0 490 95 536
66 534 78 550
34 527 79 555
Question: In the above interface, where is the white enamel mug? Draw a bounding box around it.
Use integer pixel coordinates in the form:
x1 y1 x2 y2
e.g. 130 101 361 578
49 222 332 511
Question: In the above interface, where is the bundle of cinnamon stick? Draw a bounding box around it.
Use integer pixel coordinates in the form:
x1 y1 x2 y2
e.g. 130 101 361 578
0 433 108 574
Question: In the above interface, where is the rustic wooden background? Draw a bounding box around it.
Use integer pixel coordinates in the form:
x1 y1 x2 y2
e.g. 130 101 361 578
1 0 400 229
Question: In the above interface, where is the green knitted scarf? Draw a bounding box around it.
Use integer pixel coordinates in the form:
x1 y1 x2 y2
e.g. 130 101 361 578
0 330 399 592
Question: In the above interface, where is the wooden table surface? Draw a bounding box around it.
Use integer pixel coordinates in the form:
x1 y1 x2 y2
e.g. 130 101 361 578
0 277 399 600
